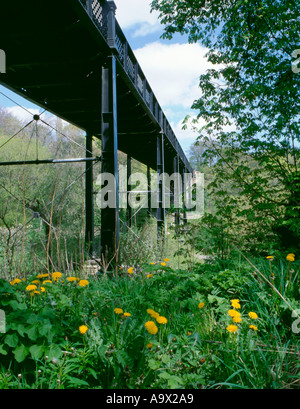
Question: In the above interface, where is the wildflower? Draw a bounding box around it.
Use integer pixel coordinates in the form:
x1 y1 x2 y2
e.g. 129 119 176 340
123 312 131 317
226 324 238 333
144 321 158 335
127 267 134 274
114 308 123 315
147 309 159 319
198 302 205 309
286 253 295 262
147 343 153 349
228 309 241 318
230 299 241 309
150 262 155 265
37 273 49 279
52 272 62 281
249 325 258 331
43 280 52 284
146 274 153 279
26 284 37 292
187 331 192 336
40 287 45 293
10 278 22 286
160 262 166 266
266 256 274 260
31 280 40 285
232 316 242 323
67 277 78 282
163 258 170 262
248 311 258 320
78 279 89 287
156 316 168 324
79 325 88 335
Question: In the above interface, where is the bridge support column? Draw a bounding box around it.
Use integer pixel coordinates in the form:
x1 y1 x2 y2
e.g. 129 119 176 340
157 133 165 238
173 155 180 234
182 166 187 225
127 155 132 227
147 165 152 217
101 55 120 262
85 131 95 256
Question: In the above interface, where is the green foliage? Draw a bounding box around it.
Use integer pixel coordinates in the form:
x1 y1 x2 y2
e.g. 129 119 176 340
0 251 299 389
152 0 300 251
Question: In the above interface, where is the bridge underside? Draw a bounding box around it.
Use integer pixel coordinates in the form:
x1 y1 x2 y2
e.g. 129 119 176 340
0 0 193 261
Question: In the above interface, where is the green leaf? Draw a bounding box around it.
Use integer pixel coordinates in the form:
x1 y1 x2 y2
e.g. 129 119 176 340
148 359 160 370
26 325 38 342
66 376 90 387
13 344 29 363
0 344 8 356
29 344 45 360
45 344 63 360
4 333 19 348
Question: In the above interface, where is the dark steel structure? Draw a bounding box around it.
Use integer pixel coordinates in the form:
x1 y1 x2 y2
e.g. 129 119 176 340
0 0 192 260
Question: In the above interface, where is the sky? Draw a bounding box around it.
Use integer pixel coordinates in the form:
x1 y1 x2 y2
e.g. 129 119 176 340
0 0 214 156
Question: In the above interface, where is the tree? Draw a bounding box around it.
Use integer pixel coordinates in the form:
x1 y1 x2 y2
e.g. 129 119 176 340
152 0 300 250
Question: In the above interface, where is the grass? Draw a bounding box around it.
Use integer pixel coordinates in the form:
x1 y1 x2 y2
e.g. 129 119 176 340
0 250 299 389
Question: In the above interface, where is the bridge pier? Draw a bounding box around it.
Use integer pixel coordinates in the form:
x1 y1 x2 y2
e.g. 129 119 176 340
100 55 120 261
85 131 95 256
157 132 165 238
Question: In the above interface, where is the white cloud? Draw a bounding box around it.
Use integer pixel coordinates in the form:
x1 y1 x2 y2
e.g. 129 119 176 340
5 106 41 123
114 0 161 35
134 42 213 109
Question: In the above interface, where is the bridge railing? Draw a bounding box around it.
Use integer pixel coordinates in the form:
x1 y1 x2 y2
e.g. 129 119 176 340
79 0 191 171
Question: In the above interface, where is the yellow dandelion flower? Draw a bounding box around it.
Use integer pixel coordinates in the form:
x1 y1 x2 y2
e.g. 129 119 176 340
127 267 134 274
146 274 153 279
123 312 131 317
160 262 166 266
266 256 274 260
150 262 155 265
146 342 153 349
231 299 241 309
67 277 78 282
286 253 295 262
42 280 52 284
79 325 88 334
52 272 62 281
248 311 258 320
198 302 205 309
114 308 123 315
10 278 22 286
228 309 241 318
78 279 89 287
147 309 159 319
156 316 168 324
37 273 49 279
249 324 258 331
232 316 242 323
163 258 170 262
31 280 39 285
144 321 158 335
226 324 238 333
33 291 40 295
26 284 37 292
40 287 45 293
